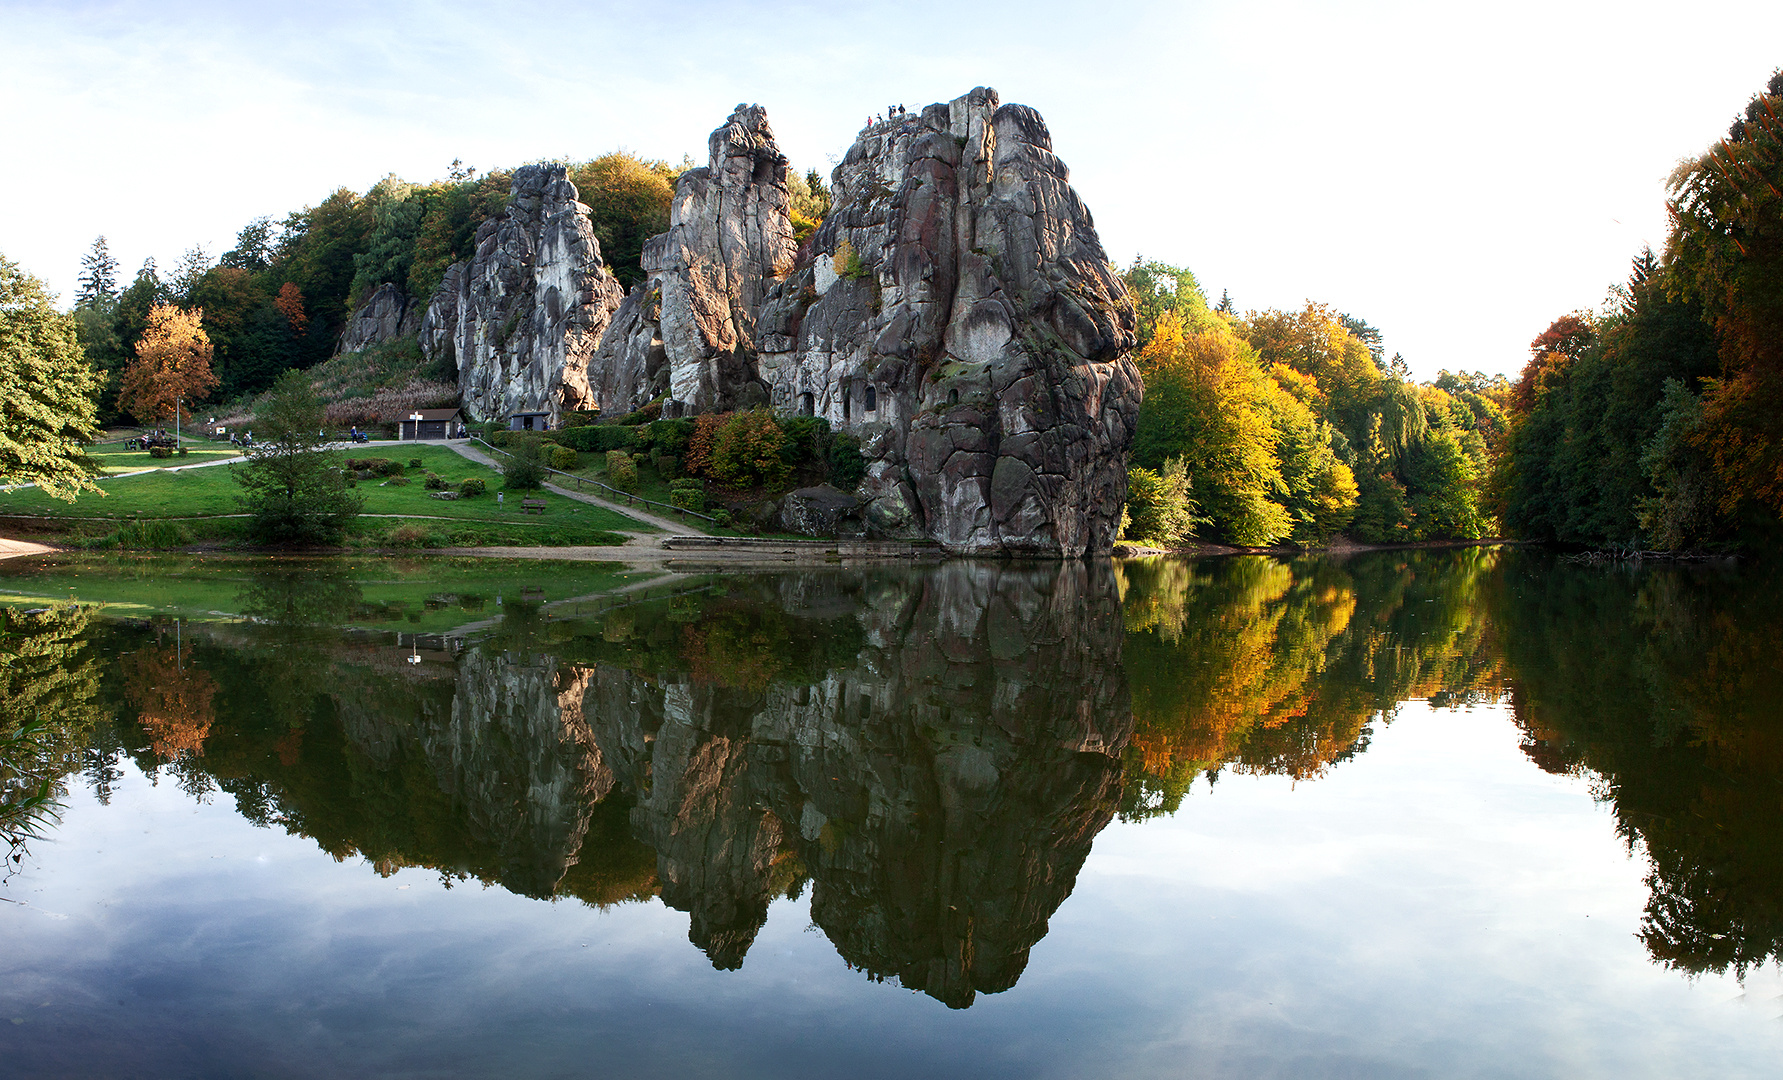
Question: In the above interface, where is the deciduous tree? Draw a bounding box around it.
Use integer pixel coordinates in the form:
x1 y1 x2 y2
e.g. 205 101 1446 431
118 304 218 425
233 369 361 544
0 254 102 499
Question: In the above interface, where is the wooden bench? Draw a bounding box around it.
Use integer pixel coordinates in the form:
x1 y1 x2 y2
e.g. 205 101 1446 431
521 497 547 515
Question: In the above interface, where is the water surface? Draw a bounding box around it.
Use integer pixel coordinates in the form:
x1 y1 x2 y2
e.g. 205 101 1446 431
2 550 1779 1077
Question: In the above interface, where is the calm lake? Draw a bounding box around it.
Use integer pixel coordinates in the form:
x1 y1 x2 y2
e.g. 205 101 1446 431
2 549 1780 1078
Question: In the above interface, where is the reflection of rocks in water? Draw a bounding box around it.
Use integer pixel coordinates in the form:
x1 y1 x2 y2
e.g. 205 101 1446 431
583 561 1132 1006
329 647 615 900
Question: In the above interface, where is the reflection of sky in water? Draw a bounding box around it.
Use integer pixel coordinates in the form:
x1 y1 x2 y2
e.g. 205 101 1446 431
5 702 1779 1078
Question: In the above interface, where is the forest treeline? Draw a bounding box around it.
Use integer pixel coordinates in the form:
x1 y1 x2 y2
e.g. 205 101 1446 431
1499 70 1783 552
1115 261 1505 547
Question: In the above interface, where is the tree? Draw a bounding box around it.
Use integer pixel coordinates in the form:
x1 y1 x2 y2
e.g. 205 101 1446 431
1122 457 1201 546
0 253 102 499
233 368 361 544
1121 257 1210 346
573 153 678 289
1132 310 1293 545
167 245 212 304
118 304 218 425
76 236 119 306
219 217 276 272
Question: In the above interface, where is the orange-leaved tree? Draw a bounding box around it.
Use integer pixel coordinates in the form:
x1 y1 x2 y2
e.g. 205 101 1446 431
118 304 218 425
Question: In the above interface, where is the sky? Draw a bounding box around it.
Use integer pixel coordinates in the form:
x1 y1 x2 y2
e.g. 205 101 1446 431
3 0 1781 380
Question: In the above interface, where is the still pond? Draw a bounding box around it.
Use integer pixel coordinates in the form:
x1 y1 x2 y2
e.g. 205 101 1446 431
1 549 1780 1077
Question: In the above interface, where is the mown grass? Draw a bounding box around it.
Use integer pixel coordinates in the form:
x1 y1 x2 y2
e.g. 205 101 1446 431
87 443 242 475
0 552 649 633
0 445 652 549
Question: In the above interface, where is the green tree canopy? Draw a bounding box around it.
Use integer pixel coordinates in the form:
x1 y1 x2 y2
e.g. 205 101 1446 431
232 368 361 544
0 254 101 499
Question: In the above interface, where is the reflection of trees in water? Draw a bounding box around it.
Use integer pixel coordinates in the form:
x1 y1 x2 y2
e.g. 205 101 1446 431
1 604 109 868
1115 549 1505 818
1495 553 1783 978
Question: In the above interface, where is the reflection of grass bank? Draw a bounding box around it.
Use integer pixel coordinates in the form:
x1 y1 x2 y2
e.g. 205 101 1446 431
0 554 646 633
0 444 650 549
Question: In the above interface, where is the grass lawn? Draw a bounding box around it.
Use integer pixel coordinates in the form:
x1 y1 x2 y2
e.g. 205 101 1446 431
0 445 654 549
87 442 242 475
558 453 816 540
0 552 653 633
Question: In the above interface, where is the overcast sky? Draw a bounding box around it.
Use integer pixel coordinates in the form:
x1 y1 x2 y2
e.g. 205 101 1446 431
3 0 1780 379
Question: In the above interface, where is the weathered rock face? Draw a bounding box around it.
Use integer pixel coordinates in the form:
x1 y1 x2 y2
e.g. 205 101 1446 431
588 105 798 415
578 562 1133 1005
421 164 628 425
335 282 422 356
585 90 1141 555
752 89 1142 556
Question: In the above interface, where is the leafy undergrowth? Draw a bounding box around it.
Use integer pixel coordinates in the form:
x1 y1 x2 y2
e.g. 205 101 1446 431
562 457 811 539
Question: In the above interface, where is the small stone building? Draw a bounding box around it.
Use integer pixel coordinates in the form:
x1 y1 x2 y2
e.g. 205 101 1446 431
507 411 551 432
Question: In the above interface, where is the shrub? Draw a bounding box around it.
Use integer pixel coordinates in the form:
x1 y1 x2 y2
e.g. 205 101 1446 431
637 417 696 456
653 452 680 479
780 414 830 470
460 477 486 497
709 409 791 487
380 459 404 476
684 412 730 477
149 446 172 459
617 398 663 425
423 473 447 490
386 475 410 487
178 446 189 457
385 524 428 548
548 425 636 453
1121 457 1201 547
711 508 733 527
827 433 867 489
550 445 578 471
503 440 545 489
607 449 638 491
561 410 600 429
670 477 706 509
409 458 424 468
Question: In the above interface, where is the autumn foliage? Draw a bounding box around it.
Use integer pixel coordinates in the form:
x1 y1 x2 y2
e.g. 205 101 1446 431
122 645 219 761
118 304 218 425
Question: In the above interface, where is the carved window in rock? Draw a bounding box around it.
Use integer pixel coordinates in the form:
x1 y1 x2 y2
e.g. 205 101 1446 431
948 388 960 406
865 384 877 412
800 392 814 416
843 388 851 421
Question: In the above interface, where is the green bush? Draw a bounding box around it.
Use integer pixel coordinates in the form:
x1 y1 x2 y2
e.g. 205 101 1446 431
550 425 638 453
669 477 706 512
1121 457 1200 547
460 477 487 497
561 410 601 429
386 475 410 487
149 446 172 459
827 433 867 489
617 398 664 425
178 446 189 457
709 409 791 487
636 417 696 456
653 452 680 480
409 458 424 468
550 445 579 471
607 449 638 491
423 473 447 490
503 441 545 489
780 414 830 470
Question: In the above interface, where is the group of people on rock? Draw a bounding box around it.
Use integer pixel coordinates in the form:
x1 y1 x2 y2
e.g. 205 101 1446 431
864 103 909 129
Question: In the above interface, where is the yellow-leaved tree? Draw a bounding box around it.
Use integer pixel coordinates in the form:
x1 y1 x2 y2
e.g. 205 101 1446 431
119 304 217 426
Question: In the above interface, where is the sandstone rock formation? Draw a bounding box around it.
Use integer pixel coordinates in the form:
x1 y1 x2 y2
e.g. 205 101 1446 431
409 90 1140 554
587 104 798 415
334 282 421 356
418 164 627 425
586 90 1141 555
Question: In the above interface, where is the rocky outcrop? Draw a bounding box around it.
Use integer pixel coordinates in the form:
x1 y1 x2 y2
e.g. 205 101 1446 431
421 164 628 425
334 282 421 356
586 90 1141 555
587 105 798 415
752 89 1142 556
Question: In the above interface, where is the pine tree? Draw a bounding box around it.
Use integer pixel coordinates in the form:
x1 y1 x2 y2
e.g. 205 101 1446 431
76 236 119 306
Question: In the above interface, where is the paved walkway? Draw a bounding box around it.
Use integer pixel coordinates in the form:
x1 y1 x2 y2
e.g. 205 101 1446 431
439 439 689 535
